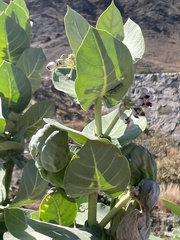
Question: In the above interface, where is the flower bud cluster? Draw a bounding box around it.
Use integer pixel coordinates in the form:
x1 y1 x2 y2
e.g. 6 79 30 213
46 53 76 72
119 88 152 125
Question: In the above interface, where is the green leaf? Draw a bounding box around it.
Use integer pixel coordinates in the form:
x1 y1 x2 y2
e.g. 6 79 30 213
11 160 48 207
0 61 32 113
53 68 78 102
83 109 147 143
44 118 98 145
16 47 46 92
0 14 30 64
13 0 29 16
64 6 90 53
0 98 6 134
162 199 180 217
96 1 124 41
5 1 31 37
17 100 55 138
0 159 6 204
123 18 145 63
0 141 24 158
0 0 8 14
4 208 51 240
75 27 134 110
41 130 70 173
64 139 130 198
27 218 99 240
40 188 77 226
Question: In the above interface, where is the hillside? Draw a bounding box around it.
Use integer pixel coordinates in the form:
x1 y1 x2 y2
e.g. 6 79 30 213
26 0 180 74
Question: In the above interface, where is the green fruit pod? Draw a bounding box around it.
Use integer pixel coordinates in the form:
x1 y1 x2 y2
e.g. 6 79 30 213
29 124 56 166
41 130 70 173
121 143 157 186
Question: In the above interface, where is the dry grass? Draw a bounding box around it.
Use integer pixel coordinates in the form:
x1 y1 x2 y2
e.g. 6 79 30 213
158 183 180 212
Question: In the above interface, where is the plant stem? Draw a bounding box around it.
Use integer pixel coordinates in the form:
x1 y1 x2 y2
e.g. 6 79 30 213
99 191 131 229
95 97 102 136
88 192 98 226
3 156 14 205
103 111 119 137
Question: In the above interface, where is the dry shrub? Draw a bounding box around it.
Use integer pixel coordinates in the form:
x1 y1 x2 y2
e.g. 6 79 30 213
158 183 180 212
135 132 180 184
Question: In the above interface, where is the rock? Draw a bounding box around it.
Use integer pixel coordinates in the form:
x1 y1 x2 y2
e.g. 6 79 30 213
132 73 180 143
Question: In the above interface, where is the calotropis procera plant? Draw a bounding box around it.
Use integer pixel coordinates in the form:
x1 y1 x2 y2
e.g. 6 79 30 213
3 1 160 240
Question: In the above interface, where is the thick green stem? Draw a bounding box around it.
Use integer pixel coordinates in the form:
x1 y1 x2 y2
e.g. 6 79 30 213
95 97 102 136
3 156 14 205
88 192 98 226
103 111 119 137
99 191 131 229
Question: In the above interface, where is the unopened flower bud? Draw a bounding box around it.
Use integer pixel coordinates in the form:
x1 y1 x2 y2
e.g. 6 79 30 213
46 61 57 71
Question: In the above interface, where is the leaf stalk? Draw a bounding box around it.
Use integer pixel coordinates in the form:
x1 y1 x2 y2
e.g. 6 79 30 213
99 191 131 228
95 97 102 136
103 111 119 137
88 192 98 226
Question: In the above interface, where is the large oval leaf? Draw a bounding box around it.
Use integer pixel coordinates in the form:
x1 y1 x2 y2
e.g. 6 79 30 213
17 100 55 138
4 208 51 240
123 18 145 63
40 188 77 226
75 27 134 110
96 1 124 41
0 13 30 64
0 61 32 113
44 118 98 145
11 160 48 207
64 139 130 198
5 1 31 37
64 6 90 53
16 47 46 92
27 218 99 240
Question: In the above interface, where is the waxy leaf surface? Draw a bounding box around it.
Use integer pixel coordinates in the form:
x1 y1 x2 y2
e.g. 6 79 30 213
64 139 130 198
0 61 31 113
16 47 46 92
53 69 78 102
44 118 98 144
96 1 124 41
17 100 55 138
75 27 134 110
123 18 145 63
0 14 30 64
40 189 77 226
5 1 31 37
27 218 99 240
11 160 48 207
4 208 51 240
64 6 90 53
